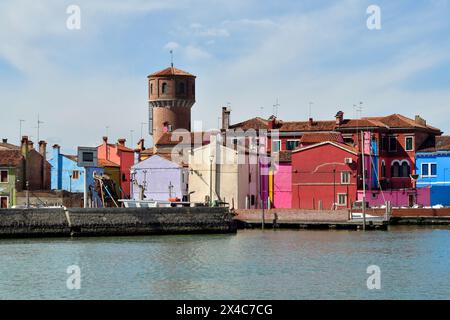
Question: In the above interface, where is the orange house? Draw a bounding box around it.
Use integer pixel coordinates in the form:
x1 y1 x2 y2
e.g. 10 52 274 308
97 137 135 199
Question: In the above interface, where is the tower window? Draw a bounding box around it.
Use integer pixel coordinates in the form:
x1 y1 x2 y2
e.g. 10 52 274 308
150 83 153 94
192 84 195 95
178 82 185 94
162 82 168 94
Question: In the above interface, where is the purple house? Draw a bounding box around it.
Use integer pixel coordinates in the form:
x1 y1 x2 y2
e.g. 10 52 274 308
131 155 189 202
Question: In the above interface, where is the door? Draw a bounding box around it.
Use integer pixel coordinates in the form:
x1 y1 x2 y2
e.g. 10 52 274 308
408 194 415 207
0 197 8 209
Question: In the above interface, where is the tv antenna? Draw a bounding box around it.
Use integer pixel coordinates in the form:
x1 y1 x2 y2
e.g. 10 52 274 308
170 50 174 67
273 98 280 117
19 119 25 140
308 102 314 119
37 114 44 142
140 122 148 139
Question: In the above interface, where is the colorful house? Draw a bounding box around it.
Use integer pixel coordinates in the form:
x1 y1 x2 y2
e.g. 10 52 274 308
50 144 104 193
272 151 292 208
189 137 259 209
291 141 360 210
416 136 450 207
131 154 189 202
0 137 51 208
97 137 135 199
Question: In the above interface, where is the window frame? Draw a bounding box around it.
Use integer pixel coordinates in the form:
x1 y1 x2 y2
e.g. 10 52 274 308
405 136 414 152
72 170 80 180
337 193 347 206
0 196 9 209
341 171 351 185
421 163 437 178
0 170 9 184
272 140 281 153
388 136 398 152
285 139 300 151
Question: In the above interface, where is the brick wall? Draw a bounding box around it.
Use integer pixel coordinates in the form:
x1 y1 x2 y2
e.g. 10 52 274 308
235 208 350 222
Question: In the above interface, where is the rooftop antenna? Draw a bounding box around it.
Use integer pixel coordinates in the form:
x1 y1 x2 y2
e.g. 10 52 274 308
130 130 135 147
37 114 44 142
140 122 148 139
170 50 174 68
273 98 280 117
308 102 314 119
106 126 110 137
19 119 25 140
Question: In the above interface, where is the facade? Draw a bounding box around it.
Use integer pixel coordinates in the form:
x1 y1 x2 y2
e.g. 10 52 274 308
416 136 450 206
50 144 103 193
148 66 196 146
272 151 292 209
291 141 360 210
97 137 135 199
189 139 259 209
131 155 188 202
0 148 22 208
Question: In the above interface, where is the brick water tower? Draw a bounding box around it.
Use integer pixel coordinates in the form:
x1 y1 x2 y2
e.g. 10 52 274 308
148 65 196 144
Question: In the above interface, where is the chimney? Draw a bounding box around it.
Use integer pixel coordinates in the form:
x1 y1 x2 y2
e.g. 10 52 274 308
415 115 426 126
137 139 145 151
309 117 314 125
21 136 29 158
2 138 7 144
39 141 47 158
28 141 34 150
103 136 108 144
117 138 126 147
39 141 47 190
335 111 344 126
222 107 231 131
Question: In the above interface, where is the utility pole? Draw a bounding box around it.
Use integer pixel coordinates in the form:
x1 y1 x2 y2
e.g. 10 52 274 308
361 131 367 231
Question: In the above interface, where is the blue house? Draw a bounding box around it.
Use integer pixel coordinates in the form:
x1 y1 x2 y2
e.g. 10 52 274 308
50 144 103 193
416 136 450 206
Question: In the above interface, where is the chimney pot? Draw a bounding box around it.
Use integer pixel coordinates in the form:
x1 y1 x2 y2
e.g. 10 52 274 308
117 138 126 146
2 138 7 144
103 136 108 143
309 118 314 125
335 111 344 125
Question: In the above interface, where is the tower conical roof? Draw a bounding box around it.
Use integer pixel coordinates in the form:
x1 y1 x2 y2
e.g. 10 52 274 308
147 66 195 78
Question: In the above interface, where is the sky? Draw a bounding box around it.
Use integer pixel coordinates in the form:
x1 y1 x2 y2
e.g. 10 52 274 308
0 0 450 154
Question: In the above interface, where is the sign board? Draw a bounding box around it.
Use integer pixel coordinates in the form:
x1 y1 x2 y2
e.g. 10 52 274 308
77 147 98 168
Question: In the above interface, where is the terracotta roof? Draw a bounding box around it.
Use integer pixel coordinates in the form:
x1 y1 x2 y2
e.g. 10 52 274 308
98 159 120 168
362 114 441 132
140 147 154 156
0 142 20 150
337 118 388 129
278 120 336 132
229 117 269 130
418 136 450 152
148 66 195 78
117 145 134 152
64 155 78 162
0 150 23 167
300 132 344 144
293 141 359 155
156 131 219 146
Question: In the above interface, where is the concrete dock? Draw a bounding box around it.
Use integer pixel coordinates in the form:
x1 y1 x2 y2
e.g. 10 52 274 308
0 207 237 238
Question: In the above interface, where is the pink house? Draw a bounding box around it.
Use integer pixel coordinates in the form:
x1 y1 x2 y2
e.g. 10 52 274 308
357 187 431 208
273 151 292 208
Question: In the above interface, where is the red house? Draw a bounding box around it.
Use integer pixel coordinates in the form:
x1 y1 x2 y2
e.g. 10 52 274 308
97 137 135 199
291 140 360 210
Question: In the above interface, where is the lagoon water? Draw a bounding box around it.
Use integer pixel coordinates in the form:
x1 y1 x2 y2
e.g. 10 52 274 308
1 227 450 300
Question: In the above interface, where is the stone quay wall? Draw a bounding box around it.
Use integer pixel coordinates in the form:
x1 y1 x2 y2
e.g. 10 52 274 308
0 207 236 238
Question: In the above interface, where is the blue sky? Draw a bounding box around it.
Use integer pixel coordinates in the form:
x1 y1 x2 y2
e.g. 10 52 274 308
0 0 450 153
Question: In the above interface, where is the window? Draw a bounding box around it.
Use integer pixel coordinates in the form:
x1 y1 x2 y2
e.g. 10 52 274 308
251 195 256 206
389 136 398 152
72 170 80 180
405 137 414 151
272 140 281 153
391 160 410 178
162 82 168 94
286 140 300 151
381 161 386 178
337 194 347 206
381 136 387 152
192 84 195 95
0 170 8 183
150 83 153 95
177 82 185 94
0 196 8 209
122 173 127 182
341 172 351 185
422 163 437 177
82 152 94 163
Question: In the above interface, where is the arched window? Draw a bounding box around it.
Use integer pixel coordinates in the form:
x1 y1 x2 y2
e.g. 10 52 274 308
150 83 153 94
391 160 410 177
178 82 185 94
162 82 168 94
